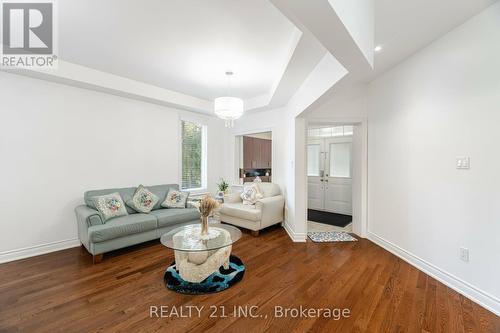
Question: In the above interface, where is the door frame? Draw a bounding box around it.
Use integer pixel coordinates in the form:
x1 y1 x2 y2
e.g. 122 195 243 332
231 127 275 184
303 117 368 238
306 138 325 211
323 136 353 215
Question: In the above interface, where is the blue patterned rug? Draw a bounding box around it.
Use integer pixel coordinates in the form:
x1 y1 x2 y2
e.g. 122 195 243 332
308 231 358 243
164 255 245 294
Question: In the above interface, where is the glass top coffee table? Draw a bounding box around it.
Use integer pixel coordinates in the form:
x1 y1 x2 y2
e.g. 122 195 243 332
161 223 242 252
161 222 245 294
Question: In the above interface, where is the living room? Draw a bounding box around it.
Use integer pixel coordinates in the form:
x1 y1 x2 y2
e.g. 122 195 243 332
0 0 499 332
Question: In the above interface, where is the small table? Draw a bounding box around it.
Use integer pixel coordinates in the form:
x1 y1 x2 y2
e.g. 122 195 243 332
161 223 245 294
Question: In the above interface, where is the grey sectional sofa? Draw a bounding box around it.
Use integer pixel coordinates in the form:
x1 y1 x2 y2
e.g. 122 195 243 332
75 184 200 262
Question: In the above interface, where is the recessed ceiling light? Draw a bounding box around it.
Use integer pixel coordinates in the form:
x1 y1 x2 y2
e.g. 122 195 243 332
374 45 383 52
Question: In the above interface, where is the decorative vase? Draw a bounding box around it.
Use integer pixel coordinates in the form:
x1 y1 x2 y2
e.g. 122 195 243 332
201 216 209 235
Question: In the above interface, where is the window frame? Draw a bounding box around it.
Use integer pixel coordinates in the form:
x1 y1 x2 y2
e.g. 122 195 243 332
328 141 352 178
179 118 207 193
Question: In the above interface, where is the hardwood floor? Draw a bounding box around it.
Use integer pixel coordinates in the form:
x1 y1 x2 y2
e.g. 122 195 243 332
0 227 498 332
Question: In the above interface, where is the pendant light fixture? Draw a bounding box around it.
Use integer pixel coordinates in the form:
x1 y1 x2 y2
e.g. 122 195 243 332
214 71 244 128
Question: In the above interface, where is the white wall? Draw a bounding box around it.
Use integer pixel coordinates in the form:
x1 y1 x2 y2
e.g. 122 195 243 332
306 87 368 237
306 80 369 233
227 106 304 238
368 3 500 313
228 53 347 241
228 108 289 190
307 82 368 119
0 72 227 261
328 0 374 67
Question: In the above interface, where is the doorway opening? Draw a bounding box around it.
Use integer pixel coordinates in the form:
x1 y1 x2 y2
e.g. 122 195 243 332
234 131 273 188
307 125 354 233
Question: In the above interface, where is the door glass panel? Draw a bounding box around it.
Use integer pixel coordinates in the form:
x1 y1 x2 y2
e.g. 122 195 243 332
332 126 344 137
329 143 351 178
319 127 332 137
307 144 320 176
343 125 354 136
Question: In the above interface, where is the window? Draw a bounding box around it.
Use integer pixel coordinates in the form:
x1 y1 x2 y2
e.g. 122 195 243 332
181 120 206 190
308 125 354 138
307 144 321 176
329 142 351 178
343 125 354 136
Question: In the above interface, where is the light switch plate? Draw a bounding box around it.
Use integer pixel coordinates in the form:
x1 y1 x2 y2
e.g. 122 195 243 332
460 247 469 262
456 157 470 169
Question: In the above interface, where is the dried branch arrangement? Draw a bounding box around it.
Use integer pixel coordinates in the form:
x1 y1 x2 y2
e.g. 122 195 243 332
198 195 219 217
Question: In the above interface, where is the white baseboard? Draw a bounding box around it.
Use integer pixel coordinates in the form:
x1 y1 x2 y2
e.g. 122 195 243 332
0 238 80 264
368 231 500 316
283 221 307 242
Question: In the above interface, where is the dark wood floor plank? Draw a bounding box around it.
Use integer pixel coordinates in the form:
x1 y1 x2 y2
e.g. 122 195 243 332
0 227 498 333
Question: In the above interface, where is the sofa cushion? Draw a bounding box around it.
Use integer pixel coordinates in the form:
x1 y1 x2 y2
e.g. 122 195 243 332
150 208 200 227
161 189 189 209
92 192 128 222
146 184 179 210
220 203 262 222
88 213 157 243
85 187 137 214
127 185 159 213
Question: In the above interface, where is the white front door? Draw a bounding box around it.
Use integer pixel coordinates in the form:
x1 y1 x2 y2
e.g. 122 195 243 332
324 138 352 215
307 137 352 215
307 140 324 210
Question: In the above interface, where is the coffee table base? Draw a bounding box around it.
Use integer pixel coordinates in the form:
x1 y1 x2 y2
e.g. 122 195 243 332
164 255 245 294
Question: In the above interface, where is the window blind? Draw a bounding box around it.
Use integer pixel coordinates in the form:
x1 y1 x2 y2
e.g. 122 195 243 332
181 120 203 189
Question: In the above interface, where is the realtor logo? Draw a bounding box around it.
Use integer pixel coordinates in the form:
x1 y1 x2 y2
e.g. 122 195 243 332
1 0 57 68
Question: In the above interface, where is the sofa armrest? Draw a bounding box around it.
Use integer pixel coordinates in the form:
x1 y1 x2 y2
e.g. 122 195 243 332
225 192 242 203
256 195 284 227
75 205 103 227
75 205 102 249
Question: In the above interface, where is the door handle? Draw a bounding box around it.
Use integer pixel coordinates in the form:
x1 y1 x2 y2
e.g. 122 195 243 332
324 179 328 182
320 179 324 182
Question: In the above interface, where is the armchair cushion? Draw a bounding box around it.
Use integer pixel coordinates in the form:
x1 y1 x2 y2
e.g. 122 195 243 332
224 192 242 203
219 202 262 222
241 184 263 205
243 182 281 198
255 195 285 208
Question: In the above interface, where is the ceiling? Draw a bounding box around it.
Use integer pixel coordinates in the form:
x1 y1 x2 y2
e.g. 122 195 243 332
30 0 499 114
58 0 296 100
372 0 497 79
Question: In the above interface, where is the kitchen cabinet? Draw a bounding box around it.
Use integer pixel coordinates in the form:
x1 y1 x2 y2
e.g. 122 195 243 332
243 136 272 169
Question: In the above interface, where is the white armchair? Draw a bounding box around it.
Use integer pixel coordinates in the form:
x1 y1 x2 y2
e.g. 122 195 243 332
219 183 284 236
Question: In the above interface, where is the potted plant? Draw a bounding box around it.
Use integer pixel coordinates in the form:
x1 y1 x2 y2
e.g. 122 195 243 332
216 178 230 196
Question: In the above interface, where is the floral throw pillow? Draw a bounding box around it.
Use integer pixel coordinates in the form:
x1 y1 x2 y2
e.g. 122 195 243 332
161 189 189 209
127 185 159 213
92 192 128 222
241 184 263 205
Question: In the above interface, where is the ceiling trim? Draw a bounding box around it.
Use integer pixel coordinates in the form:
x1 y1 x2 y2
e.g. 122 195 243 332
3 31 327 115
3 61 214 114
